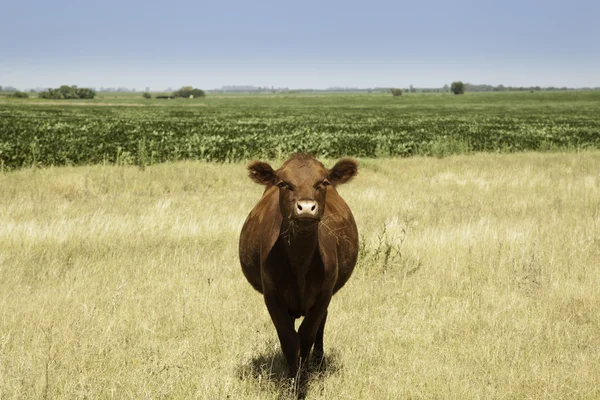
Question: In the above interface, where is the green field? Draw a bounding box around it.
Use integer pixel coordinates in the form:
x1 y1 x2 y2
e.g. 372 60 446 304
1 91 599 169
0 152 599 399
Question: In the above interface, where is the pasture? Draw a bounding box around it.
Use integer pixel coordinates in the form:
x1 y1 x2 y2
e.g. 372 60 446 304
1 152 599 399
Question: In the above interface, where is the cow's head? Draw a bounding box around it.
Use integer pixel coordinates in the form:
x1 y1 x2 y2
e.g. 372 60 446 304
248 154 358 228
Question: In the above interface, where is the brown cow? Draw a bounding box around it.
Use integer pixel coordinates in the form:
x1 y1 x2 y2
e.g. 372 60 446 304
239 153 359 378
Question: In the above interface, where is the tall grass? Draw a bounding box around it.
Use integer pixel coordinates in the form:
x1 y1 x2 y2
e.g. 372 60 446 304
0 152 599 398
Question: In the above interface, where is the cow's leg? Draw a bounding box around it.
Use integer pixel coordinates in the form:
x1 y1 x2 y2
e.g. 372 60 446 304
311 310 327 367
264 294 299 377
298 297 331 366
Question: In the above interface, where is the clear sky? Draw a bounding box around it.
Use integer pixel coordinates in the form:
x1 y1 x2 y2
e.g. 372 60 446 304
1 0 599 90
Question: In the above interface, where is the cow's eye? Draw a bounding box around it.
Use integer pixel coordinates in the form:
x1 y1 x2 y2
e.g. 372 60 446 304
316 180 330 189
277 181 292 190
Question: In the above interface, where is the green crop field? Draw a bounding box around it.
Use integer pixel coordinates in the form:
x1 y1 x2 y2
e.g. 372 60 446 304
1 91 599 170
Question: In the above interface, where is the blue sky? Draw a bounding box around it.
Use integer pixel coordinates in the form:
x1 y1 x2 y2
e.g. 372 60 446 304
1 0 599 90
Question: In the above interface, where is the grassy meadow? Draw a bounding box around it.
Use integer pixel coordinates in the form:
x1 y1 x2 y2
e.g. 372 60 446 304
1 152 599 399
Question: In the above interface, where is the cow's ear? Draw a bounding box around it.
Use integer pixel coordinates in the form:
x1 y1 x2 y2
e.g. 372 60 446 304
329 158 358 186
248 161 278 185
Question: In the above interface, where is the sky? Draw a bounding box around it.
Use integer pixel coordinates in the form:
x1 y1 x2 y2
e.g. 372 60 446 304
1 0 599 90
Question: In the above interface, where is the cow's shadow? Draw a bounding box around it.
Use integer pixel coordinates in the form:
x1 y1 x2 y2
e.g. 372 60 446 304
237 342 342 399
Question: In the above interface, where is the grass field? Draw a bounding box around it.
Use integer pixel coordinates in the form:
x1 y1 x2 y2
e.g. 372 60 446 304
1 152 599 399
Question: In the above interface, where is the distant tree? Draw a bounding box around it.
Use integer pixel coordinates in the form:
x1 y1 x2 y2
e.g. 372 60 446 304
77 87 96 99
60 85 77 98
451 81 465 95
38 90 52 99
409 84 416 93
39 85 96 99
11 91 29 98
189 88 205 97
142 92 152 99
173 86 205 98
390 88 403 97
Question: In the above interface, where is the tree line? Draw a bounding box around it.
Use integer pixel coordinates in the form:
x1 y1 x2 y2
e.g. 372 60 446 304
391 82 465 96
38 85 96 99
143 86 206 99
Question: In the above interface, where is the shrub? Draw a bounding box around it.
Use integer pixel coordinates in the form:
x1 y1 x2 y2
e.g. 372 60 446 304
173 86 205 98
451 81 465 95
77 88 95 99
39 85 96 100
142 92 152 99
391 88 403 97
11 91 29 98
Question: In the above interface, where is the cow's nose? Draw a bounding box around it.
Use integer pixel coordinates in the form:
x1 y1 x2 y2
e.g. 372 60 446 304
296 200 318 217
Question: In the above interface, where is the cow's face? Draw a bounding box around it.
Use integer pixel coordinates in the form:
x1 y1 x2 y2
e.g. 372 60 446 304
248 155 358 228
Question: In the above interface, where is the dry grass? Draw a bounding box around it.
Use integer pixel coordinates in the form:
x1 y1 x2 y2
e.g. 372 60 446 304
1 152 599 399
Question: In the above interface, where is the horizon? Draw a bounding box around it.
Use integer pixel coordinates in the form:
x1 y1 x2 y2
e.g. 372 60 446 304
3 83 599 93
2 0 599 90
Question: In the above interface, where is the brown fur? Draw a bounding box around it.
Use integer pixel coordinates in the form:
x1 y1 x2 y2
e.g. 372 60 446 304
239 154 359 378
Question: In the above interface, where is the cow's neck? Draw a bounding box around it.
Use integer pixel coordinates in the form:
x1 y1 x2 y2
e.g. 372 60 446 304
280 219 319 273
